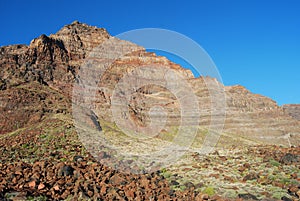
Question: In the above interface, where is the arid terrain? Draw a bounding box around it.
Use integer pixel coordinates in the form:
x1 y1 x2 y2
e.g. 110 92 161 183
0 21 299 200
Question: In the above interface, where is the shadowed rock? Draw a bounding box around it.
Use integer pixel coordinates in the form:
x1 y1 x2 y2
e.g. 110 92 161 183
280 153 299 164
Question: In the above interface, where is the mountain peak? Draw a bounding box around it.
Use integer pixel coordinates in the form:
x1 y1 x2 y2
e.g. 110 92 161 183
54 20 109 38
45 21 111 61
71 20 80 25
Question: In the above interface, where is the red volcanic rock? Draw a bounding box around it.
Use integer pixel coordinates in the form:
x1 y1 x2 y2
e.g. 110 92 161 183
37 183 45 190
28 180 36 189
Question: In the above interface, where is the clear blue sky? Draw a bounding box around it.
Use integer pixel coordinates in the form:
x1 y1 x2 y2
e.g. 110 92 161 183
1 0 299 105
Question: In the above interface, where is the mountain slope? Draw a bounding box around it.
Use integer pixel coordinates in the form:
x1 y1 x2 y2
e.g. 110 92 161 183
1 21 299 146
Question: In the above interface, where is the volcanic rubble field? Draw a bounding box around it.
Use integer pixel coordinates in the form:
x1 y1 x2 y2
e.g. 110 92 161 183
0 116 299 201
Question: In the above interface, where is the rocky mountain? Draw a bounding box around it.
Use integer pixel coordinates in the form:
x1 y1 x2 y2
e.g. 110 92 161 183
1 21 299 146
0 21 300 200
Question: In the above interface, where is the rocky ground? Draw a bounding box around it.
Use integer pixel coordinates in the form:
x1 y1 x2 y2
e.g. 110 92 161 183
166 146 300 200
0 116 299 200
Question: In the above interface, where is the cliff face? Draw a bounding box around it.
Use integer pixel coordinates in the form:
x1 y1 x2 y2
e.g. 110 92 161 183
0 21 299 146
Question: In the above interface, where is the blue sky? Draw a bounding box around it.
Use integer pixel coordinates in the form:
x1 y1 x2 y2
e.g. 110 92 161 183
1 0 299 105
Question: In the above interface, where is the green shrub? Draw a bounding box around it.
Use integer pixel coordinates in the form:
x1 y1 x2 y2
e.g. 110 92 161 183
269 159 280 167
162 171 172 178
179 185 186 191
203 186 215 196
272 192 286 200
